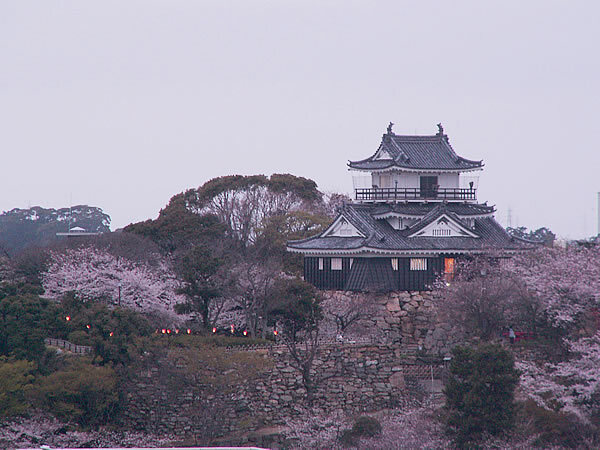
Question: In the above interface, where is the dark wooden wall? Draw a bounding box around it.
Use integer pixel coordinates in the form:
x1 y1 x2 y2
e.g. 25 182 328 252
304 256 450 292
304 256 352 290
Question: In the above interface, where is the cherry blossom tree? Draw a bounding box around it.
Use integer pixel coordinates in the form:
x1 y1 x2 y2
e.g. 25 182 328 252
503 246 600 328
437 245 600 426
435 257 529 340
42 246 185 322
517 333 600 422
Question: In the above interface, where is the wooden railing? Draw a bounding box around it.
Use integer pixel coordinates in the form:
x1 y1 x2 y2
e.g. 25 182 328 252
355 187 476 201
44 338 93 355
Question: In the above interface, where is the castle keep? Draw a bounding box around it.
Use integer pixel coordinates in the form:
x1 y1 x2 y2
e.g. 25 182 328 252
287 123 528 291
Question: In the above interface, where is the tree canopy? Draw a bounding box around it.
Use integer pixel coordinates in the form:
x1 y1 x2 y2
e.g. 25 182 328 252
506 226 555 246
444 344 520 447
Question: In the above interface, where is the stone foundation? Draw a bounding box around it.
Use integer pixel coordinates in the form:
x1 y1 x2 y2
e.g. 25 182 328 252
121 343 446 442
120 290 457 443
321 290 461 355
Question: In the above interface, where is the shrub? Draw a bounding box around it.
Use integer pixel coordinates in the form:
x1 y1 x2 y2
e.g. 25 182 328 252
522 399 587 448
0 357 36 417
352 416 382 437
32 358 120 426
444 344 520 447
339 428 359 447
339 416 382 447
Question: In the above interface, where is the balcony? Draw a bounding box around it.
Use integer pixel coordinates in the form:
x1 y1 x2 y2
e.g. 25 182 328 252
355 187 477 202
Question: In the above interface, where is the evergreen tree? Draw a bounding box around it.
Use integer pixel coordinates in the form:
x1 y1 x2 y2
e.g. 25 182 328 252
444 344 520 447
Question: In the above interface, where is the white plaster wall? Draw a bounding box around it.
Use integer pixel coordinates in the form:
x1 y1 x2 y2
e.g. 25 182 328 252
391 172 419 188
438 173 459 189
372 172 459 189
371 173 379 187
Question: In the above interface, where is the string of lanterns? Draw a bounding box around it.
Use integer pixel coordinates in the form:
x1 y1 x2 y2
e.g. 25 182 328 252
64 315 278 338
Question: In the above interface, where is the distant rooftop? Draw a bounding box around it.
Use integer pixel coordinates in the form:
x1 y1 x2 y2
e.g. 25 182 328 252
56 226 103 237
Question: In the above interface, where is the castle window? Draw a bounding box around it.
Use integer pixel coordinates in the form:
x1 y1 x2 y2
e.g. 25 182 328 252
444 257 455 282
331 258 342 270
318 258 324 270
391 258 399 271
410 258 427 271
432 228 451 236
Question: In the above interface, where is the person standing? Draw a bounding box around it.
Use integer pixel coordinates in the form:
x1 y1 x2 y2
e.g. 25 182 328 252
508 326 516 344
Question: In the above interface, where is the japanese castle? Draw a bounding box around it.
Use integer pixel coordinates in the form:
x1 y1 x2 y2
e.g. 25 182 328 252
287 123 529 292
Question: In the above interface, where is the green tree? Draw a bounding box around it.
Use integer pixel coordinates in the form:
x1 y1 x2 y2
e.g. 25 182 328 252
60 293 152 366
0 294 64 361
507 226 555 247
269 278 325 404
444 344 520 447
174 246 224 330
254 211 331 275
124 193 227 254
0 357 36 417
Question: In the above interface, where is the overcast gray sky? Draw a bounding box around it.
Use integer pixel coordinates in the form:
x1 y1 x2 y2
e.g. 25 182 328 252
1 0 599 238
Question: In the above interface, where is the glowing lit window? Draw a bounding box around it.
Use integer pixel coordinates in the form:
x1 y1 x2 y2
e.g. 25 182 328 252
391 258 399 271
444 257 455 282
318 258 324 270
331 258 342 270
410 258 427 271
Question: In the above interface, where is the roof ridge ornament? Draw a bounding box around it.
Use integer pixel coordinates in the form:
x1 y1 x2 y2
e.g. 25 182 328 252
387 122 394 135
437 122 444 135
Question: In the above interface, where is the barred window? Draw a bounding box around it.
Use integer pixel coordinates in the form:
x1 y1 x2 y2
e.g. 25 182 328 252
331 258 342 270
432 228 451 236
318 258 324 270
410 258 427 271
391 258 399 271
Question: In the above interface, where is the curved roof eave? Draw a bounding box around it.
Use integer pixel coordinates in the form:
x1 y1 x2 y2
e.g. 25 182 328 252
286 246 522 256
347 163 484 173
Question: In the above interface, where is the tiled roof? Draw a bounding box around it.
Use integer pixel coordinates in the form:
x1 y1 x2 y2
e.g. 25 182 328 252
348 126 483 172
371 202 495 217
287 202 532 254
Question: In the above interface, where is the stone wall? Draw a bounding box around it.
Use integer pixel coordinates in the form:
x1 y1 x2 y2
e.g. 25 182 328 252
322 290 461 355
121 342 446 443
121 290 456 444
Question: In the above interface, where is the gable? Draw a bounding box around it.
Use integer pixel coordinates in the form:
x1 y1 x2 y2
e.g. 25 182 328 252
373 144 394 161
322 215 365 238
408 214 479 238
